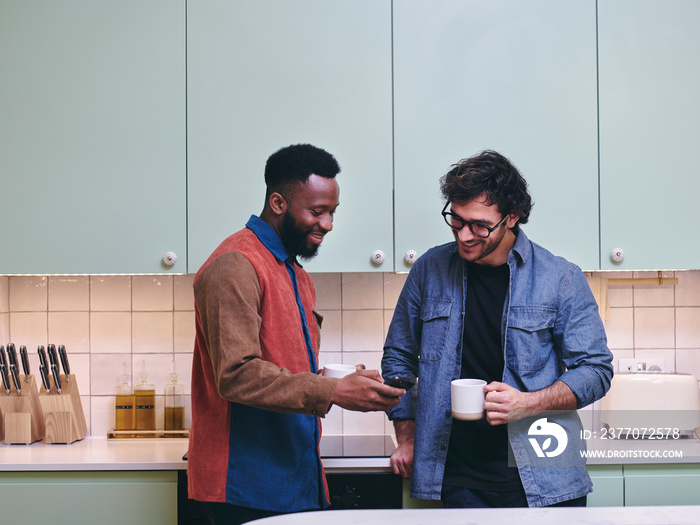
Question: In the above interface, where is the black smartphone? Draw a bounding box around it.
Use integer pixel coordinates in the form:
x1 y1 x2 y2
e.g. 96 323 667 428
386 376 416 390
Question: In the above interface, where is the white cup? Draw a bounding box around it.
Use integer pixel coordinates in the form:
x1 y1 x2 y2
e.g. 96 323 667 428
322 364 356 378
451 378 487 421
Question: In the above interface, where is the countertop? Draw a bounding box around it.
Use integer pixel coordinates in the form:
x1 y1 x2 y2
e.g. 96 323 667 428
0 437 394 472
252 506 700 525
1 434 699 472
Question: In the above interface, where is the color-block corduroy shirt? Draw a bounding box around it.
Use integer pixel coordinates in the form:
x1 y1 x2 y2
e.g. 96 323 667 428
188 215 338 512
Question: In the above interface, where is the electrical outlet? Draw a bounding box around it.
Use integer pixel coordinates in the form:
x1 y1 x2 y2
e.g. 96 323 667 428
618 358 666 373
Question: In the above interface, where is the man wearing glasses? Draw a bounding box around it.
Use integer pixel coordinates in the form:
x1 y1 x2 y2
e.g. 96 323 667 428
382 150 613 508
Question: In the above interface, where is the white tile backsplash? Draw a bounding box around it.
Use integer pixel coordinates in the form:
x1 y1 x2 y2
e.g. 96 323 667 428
2 269 700 441
90 312 132 353
677 307 700 348
9 276 47 311
342 309 384 352
132 275 173 311
676 271 700 306
48 311 90 352
132 312 173 353
342 273 383 309
634 307 676 348
48 276 89 311
90 276 131 311
0 276 10 312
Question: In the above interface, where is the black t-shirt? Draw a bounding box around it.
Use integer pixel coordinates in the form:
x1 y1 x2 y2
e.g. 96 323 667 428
442 261 522 491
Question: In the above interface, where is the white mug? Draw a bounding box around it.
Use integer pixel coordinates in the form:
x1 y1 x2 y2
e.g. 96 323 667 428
322 364 356 378
451 378 487 421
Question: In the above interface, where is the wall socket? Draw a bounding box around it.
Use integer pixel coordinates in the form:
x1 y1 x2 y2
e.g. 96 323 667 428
618 358 666 373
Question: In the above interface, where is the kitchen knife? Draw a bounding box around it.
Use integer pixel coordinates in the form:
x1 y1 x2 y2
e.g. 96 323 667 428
38 346 52 393
38 364 51 393
38 345 48 369
6 343 21 394
58 345 71 382
51 363 62 394
47 344 57 367
0 346 10 395
19 345 30 383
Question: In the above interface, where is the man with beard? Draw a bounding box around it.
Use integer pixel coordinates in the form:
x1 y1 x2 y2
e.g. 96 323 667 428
382 150 613 508
189 144 404 525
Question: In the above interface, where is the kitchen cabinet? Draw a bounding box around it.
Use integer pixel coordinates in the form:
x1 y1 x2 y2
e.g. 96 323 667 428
598 0 700 270
392 0 600 271
186 0 393 274
624 464 700 506
0 0 186 275
587 465 624 507
0 471 177 524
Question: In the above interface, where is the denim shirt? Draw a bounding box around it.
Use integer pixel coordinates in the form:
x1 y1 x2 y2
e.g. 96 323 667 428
382 229 613 507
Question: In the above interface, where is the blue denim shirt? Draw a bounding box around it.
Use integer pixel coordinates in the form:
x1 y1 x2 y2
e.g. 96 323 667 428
382 229 613 507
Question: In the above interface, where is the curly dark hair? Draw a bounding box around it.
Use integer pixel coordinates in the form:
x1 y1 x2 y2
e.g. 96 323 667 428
439 150 532 225
264 143 340 200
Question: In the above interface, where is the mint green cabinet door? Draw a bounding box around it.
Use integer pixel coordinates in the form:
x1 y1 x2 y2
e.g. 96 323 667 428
0 471 177 525
599 1 700 270
393 0 599 271
587 465 624 507
624 465 700 506
187 0 393 273
0 0 187 274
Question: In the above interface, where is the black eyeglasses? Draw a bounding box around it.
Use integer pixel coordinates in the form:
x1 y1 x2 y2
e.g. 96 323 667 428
441 202 508 238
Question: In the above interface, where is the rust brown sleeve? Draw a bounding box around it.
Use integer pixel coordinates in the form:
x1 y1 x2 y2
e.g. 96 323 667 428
194 251 337 416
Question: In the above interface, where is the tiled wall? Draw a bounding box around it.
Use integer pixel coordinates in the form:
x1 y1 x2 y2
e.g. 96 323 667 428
0 270 699 439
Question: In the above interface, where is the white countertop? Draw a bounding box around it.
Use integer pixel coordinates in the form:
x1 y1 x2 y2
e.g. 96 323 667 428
1 434 698 472
253 506 700 525
0 436 393 472
0 437 190 471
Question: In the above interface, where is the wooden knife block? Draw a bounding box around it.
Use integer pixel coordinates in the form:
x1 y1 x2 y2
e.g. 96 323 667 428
38 374 87 444
0 375 46 444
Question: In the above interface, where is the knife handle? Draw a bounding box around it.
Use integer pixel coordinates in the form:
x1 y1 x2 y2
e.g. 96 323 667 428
39 364 51 392
58 344 71 380
7 343 17 367
51 363 62 394
9 364 21 395
0 345 6 368
19 346 30 382
47 344 57 366
0 362 10 395
38 345 48 369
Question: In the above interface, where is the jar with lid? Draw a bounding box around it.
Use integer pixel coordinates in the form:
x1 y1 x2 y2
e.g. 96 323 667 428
164 372 186 436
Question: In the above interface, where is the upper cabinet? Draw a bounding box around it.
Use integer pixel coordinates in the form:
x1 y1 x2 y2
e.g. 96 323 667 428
393 0 600 271
598 0 700 270
0 0 187 275
186 0 393 274
3 1 700 274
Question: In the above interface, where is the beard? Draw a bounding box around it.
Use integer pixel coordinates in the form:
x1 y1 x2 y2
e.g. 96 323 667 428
281 211 321 261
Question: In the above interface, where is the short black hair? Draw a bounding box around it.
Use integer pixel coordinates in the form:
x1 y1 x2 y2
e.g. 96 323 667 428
264 144 340 199
439 150 533 225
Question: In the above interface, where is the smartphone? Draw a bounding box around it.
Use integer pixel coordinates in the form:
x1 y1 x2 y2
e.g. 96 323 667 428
386 376 416 390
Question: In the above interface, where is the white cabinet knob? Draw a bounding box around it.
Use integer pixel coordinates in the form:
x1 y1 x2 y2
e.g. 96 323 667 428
371 250 386 265
610 247 625 263
162 251 178 266
404 250 418 265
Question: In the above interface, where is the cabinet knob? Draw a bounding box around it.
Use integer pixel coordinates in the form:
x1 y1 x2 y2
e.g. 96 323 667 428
404 250 418 265
371 250 386 265
162 251 178 266
610 247 625 263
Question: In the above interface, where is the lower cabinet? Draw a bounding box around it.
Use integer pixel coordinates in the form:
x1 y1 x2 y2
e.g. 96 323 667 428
623 464 700 507
587 465 624 507
589 463 700 507
0 471 177 525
